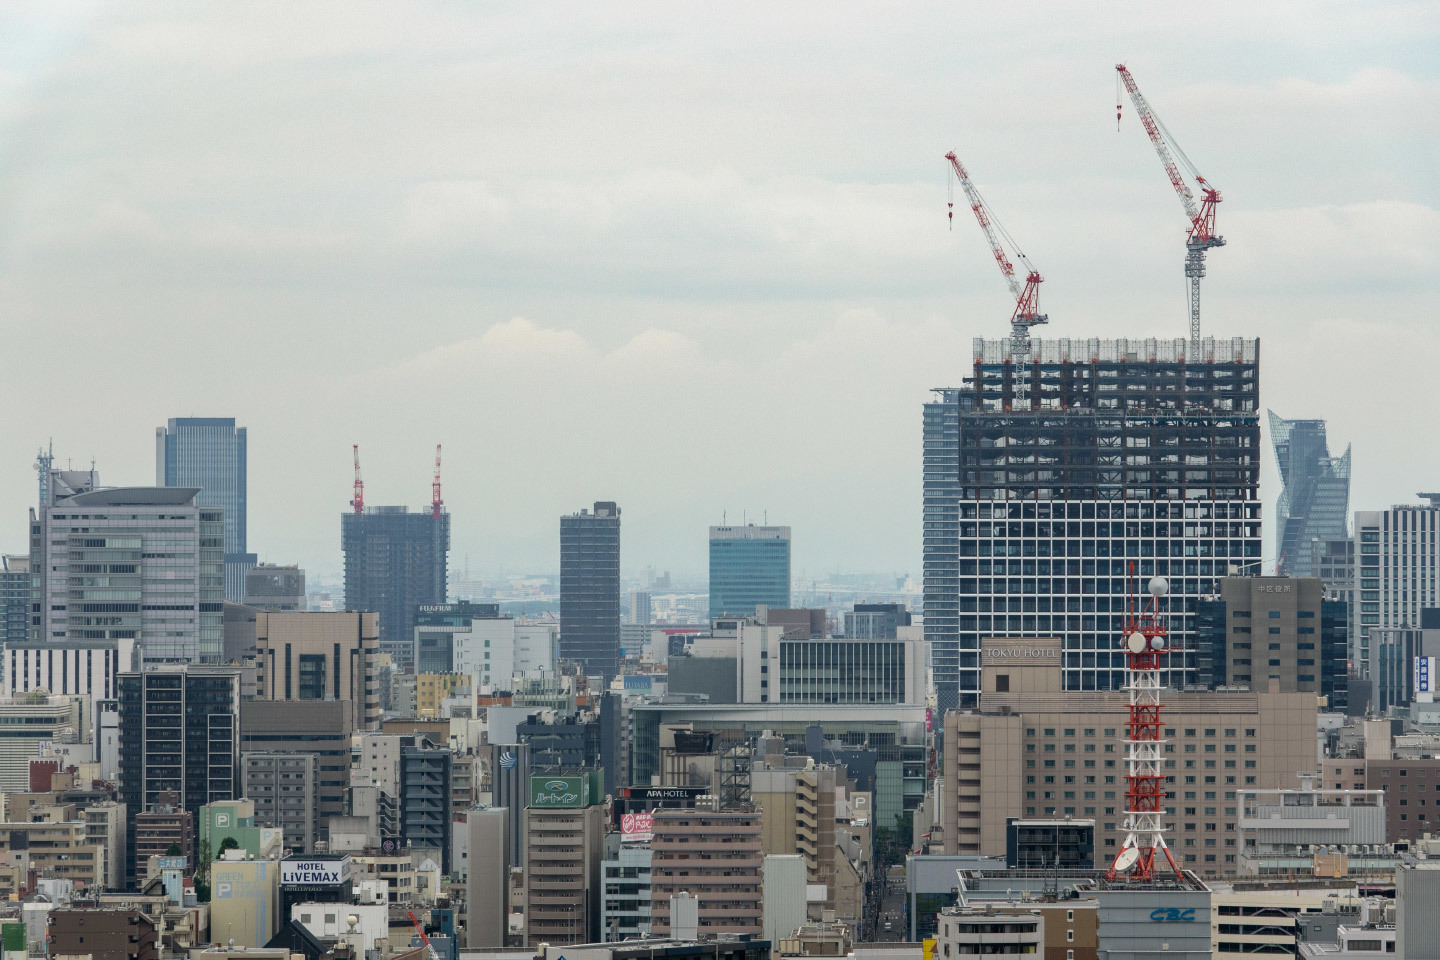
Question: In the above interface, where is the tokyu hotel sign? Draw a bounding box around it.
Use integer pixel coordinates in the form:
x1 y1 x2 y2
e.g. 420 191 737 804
530 771 604 809
982 638 1062 663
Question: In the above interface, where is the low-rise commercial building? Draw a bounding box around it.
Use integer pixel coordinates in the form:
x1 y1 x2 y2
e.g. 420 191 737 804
1238 776 1388 876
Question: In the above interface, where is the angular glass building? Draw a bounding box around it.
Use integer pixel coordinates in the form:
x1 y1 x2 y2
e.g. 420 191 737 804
923 337 1262 708
157 417 256 601
708 524 790 620
1268 411 1351 578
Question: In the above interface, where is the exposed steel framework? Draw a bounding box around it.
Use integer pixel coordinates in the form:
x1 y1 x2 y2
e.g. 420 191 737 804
1106 565 1184 882
945 151 1047 358
432 443 444 519
1115 65 1224 356
351 443 364 514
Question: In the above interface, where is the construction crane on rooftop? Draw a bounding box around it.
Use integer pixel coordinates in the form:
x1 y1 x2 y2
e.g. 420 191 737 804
945 151 1047 359
351 444 364 514
1115 64 1225 357
431 444 444 519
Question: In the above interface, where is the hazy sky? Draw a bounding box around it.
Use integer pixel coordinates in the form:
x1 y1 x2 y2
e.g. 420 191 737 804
1 2 1435 582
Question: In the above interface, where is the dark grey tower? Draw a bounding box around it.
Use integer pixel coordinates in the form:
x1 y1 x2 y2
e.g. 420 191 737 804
341 507 450 669
157 417 256 601
924 337 1262 708
1268 411 1351 578
560 501 621 681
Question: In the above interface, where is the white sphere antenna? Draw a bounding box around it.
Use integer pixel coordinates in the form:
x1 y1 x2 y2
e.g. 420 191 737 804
1148 576 1168 597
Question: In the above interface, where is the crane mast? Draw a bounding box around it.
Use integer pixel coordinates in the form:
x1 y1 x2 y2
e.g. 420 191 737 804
945 151 1047 358
1116 65 1224 356
351 444 364 514
431 444 444 519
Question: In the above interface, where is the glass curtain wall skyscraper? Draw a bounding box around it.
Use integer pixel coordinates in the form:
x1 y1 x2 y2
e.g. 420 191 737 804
1351 495 1440 675
923 337 1261 709
560 501 621 681
1268 411 1351 578
708 524 790 620
157 417 256 601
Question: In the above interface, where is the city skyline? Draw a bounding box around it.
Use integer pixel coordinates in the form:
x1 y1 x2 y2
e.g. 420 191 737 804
1 4 1434 582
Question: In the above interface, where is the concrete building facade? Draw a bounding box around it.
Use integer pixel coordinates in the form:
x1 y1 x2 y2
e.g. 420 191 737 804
1352 495 1440 676
243 751 319 855
940 637 1317 878
254 611 380 732
523 801 606 946
649 805 763 939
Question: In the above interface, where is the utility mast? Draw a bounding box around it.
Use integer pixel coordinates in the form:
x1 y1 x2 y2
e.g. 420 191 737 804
1116 65 1224 356
1107 567 1184 883
945 152 1047 359
431 444 443 519
351 444 365 514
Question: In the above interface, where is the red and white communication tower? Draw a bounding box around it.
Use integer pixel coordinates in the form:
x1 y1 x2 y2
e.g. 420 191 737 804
1106 567 1184 882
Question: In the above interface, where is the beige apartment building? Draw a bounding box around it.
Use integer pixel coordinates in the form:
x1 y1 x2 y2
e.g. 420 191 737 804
650 803 763 939
523 802 607 946
255 611 381 732
0 813 105 894
940 637 1317 878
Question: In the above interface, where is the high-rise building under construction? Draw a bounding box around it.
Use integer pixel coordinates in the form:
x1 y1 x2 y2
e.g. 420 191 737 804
923 336 1261 709
342 506 449 668
1268 411 1351 578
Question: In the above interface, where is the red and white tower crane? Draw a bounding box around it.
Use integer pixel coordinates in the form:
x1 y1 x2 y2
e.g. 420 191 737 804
1106 566 1184 883
945 151 1048 358
431 444 444 519
351 444 365 514
1115 65 1225 357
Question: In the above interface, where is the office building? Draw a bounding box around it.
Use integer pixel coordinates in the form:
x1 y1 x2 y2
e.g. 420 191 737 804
1 555 28 645
538 940 770 960
117 669 240 886
523 774 607 946
1320 752 1440 846
629 589 653 626
709 524 790 619
1314 537 1355 599
1 638 136 701
157 417 255 602
30 476 225 665
1005 817 1095 869
243 564 306 612
844 602 911 639
414 601 559 691
243 752 319 855
560 501 622 681
254 611 380 732
0 816 105 894
0 696 85 792
1191 576 1348 710
923 337 1261 708
1352 495 1440 678
649 803 763 939
401 737 452 871
939 636 1317 878
341 506 449 668
47 908 160 960
240 700 353 837
601 845 652 942
1364 615 1440 713
1269 412 1351 578
465 806 511 948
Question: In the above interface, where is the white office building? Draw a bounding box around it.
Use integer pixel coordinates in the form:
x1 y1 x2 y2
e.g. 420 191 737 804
1353 495 1440 676
1 639 137 701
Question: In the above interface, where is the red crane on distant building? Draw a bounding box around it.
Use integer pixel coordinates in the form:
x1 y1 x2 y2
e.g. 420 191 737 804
944 151 1048 358
1115 64 1225 356
351 444 365 514
431 444 443 519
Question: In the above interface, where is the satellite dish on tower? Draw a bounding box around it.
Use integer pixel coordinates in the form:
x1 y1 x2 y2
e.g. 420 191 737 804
1127 633 1147 654
1113 847 1140 872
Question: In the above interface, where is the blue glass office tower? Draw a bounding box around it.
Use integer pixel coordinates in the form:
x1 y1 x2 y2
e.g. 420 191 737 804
157 417 256 601
1268 411 1351 578
1 555 29 644
708 525 790 620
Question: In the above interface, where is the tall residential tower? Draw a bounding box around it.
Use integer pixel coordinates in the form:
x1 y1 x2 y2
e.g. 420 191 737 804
157 418 256 601
1268 411 1351 578
923 337 1261 708
560 502 621 681
708 524 790 620
342 506 449 669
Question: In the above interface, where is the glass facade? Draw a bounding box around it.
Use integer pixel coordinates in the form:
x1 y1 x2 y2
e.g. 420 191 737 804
924 337 1261 708
157 417 255 601
1269 411 1351 578
0 556 29 645
708 525 790 620
560 502 621 681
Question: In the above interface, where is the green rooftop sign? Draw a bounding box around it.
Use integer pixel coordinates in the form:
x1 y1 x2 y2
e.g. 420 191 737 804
529 770 602 808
